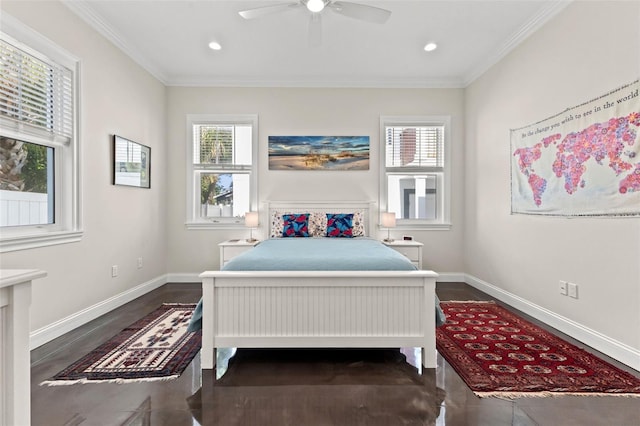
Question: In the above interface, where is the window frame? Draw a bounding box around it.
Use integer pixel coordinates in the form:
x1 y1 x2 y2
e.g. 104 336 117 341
185 114 258 229
0 14 82 253
379 115 452 230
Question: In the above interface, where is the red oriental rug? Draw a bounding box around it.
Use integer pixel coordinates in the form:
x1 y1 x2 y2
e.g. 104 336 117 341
436 301 640 398
41 304 201 385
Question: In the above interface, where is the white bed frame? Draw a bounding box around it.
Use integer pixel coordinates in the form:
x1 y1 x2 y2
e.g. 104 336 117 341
199 201 439 370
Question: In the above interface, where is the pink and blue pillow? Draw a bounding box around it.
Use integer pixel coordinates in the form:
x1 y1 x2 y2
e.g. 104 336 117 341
282 213 310 237
326 213 353 238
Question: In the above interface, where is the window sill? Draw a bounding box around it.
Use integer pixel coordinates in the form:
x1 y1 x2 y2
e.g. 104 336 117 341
393 222 452 231
0 230 83 253
185 221 245 230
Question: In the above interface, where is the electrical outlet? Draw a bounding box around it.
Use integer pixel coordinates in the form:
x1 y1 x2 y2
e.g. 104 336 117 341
111 265 119 277
568 282 578 299
137 257 143 269
559 280 568 296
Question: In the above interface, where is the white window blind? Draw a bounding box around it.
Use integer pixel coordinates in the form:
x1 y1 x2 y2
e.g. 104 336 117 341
0 36 73 143
195 124 234 165
385 125 444 169
193 123 253 167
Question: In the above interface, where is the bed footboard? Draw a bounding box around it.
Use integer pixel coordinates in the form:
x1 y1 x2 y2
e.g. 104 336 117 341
199 270 438 370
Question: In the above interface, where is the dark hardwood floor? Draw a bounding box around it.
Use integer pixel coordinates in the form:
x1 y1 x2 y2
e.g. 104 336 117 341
30 282 639 426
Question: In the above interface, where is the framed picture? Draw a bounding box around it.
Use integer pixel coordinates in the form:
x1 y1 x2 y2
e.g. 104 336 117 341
268 136 370 170
113 135 151 188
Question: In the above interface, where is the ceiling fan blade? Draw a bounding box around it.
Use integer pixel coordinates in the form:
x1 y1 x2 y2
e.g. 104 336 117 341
329 1 391 24
238 2 300 19
308 13 322 47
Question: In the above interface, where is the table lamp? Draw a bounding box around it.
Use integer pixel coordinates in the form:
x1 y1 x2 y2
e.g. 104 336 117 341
245 211 259 242
382 212 396 242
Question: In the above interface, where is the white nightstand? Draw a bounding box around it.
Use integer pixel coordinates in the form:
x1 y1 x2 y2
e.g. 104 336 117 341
219 239 260 269
382 240 423 269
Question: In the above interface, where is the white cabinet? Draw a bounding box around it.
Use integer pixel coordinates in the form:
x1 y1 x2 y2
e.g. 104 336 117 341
382 240 423 269
219 239 260 268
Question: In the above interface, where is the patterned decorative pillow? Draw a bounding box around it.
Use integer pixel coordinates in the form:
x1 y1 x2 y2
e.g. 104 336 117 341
282 213 310 237
308 212 326 237
351 210 365 237
270 211 285 238
326 213 354 237
309 210 365 237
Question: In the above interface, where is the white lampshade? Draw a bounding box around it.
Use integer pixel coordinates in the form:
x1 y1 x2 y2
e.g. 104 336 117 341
245 211 259 228
381 212 396 228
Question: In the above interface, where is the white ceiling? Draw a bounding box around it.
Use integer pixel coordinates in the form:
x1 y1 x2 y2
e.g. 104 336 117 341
64 0 569 88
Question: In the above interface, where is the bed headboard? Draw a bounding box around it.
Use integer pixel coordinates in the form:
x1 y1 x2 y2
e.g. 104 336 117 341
264 200 376 238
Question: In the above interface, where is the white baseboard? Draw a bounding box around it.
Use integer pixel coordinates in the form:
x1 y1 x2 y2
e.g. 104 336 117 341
434 272 466 282
30 274 168 350
166 272 201 283
464 273 640 372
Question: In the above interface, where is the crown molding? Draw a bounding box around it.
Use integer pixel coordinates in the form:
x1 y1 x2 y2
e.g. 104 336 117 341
462 0 572 87
62 0 169 85
63 0 570 90
165 76 466 89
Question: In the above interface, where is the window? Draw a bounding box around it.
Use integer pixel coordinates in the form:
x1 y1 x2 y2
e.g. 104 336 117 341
186 114 257 229
0 16 81 252
380 116 451 229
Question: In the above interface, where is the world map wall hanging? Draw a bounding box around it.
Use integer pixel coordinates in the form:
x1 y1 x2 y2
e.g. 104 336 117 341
511 80 639 217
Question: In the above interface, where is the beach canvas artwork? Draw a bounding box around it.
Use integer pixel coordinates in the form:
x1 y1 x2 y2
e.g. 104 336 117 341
268 136 370 170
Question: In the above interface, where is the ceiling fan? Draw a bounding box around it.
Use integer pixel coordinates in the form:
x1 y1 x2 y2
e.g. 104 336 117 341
238 0 392 46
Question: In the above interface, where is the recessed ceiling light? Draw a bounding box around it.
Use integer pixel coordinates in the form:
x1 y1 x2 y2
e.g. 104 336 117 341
424 42 438 52
208 41 222 51
307 0 325 13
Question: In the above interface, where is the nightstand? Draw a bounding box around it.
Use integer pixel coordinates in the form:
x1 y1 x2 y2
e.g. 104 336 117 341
382 240 423 269
219 239 260 269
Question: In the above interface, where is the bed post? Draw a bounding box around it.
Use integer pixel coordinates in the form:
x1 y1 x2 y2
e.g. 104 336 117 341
422 276 437 368
201 275 215 369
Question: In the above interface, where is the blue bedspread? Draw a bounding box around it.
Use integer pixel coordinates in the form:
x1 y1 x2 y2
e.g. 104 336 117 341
187 238 446 331
224 237 417 271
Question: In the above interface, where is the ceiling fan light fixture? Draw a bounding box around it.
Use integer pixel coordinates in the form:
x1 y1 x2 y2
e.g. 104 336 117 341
424 42 438 52
208 41 222 51
306 0 325 13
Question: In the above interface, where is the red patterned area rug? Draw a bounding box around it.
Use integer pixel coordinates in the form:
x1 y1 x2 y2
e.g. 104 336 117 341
436 301 640 398
41 304 201 385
